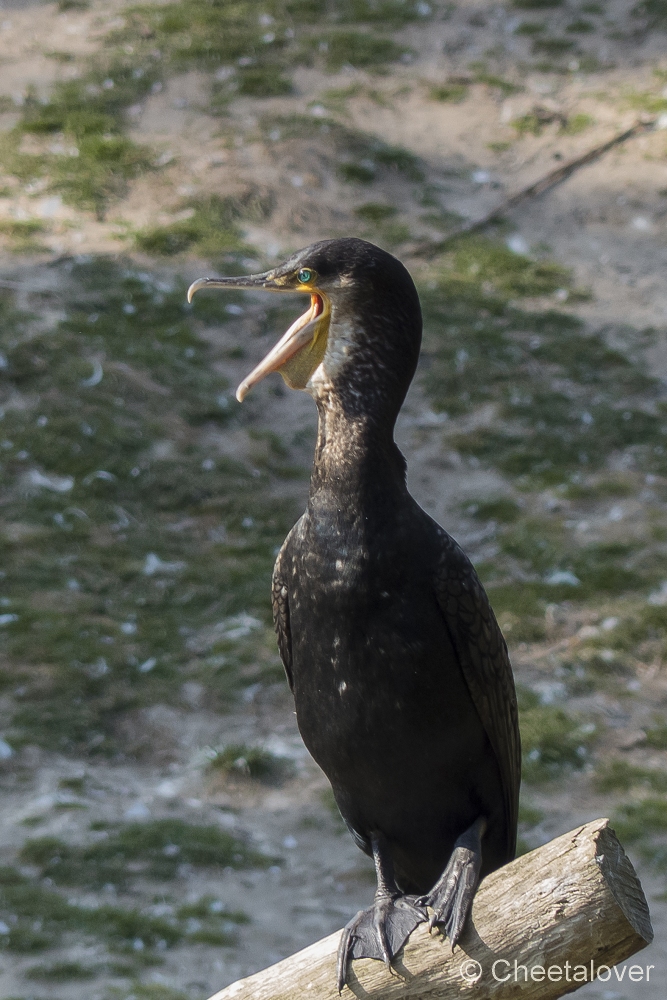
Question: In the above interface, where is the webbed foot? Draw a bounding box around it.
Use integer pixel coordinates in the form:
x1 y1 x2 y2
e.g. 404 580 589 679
336 892 426 992
416 816 485 947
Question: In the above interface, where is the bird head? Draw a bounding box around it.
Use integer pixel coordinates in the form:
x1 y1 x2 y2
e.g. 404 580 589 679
188 238 422 416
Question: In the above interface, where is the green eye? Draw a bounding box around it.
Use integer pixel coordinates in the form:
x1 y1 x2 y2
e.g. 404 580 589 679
297 268 313 284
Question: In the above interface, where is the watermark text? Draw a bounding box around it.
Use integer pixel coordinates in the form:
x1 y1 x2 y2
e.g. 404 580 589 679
459 958 654 985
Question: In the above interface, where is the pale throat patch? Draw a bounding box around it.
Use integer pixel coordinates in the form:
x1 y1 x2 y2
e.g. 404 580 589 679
306 318 356 396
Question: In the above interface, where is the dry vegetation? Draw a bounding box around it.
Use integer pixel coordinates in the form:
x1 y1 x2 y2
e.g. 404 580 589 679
1 1 667 998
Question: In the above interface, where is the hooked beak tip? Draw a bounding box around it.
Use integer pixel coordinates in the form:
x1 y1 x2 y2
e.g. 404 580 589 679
236 383 248 403
187 277 208 303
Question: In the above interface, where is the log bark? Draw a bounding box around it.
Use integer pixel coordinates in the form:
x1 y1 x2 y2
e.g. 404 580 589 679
207 819 653 1000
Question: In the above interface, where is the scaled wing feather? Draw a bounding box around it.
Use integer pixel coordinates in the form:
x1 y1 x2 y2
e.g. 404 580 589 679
272 541 294 693
433 529 521 857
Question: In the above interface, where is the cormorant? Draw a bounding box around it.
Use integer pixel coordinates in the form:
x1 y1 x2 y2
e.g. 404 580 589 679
188 238 521 990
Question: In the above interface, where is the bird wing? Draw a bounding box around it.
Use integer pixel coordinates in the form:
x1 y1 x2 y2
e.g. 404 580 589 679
433 528 521 857
272 539 294 693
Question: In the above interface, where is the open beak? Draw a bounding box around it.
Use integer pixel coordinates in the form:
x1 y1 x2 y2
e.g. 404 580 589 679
187 274 330 401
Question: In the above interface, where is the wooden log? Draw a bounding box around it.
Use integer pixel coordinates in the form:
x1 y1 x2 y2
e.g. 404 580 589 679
206 819 653 1000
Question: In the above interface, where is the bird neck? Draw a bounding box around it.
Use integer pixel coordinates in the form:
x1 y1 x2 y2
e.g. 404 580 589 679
309 394 407 506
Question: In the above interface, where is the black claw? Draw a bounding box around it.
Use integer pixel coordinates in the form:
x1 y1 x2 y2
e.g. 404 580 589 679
337 911 362 992
424 843 481 947
447 907 462 946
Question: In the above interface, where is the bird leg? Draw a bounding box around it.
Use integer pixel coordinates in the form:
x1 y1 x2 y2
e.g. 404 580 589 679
417 816 486 947
336 832 427 992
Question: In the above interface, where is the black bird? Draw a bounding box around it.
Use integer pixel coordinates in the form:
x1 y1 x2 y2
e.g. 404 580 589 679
188 238 520 990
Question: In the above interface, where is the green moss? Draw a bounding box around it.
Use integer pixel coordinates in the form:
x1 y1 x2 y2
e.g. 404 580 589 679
471 71 522 96
337 138 422 186
335 0 427 23
246 428 308 480
633 1 667 27
625 90 667 115
25 961 99 981
0 865 69 951
0 219 49 253
561 113 594 134
208 743 295 784
512 0 564 7
19 820 271 888
512 113 545 137
532 37 576 56
373 145 423 180
481 582 549 643
46 51 77 63
352 198 412 247
58 776 87 793
212 64 295 104
0 864 194 955
518 685 596 782
0 64 157 217
519 801 544 826
0 867 248 960
561 477 634 500
430 83 468 102
515 21 546 35
571 544 643 595
374 221 412 248
613 798 667 843
594 760 667 793
262 116 423 196
105 985 191 1000
464 497 521 523
577 606 667 666
497 517 563 570
315 84 362 113
575 54 609 73
177 896 248 922
513 109 588 137
134 192 269 259
354 203 397 223
516 799 544 854
645 723 667 750
439 236 569 299
566 18 595 32
476 508 652 623
420 208 464 231
324 32 409 71
119 0 424 80
172 895 248 945
338 162 376 183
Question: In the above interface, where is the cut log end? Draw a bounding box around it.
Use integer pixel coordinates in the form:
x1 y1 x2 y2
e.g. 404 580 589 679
595 823 653 946
207 818 653 1000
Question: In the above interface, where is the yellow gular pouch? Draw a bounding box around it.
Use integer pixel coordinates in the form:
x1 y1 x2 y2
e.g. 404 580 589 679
278 310 329 390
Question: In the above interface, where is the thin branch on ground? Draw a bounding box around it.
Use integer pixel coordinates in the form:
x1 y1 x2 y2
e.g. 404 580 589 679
412 118 657 258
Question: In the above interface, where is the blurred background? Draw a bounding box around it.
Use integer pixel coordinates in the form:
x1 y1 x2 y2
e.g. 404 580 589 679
0 1 666 998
